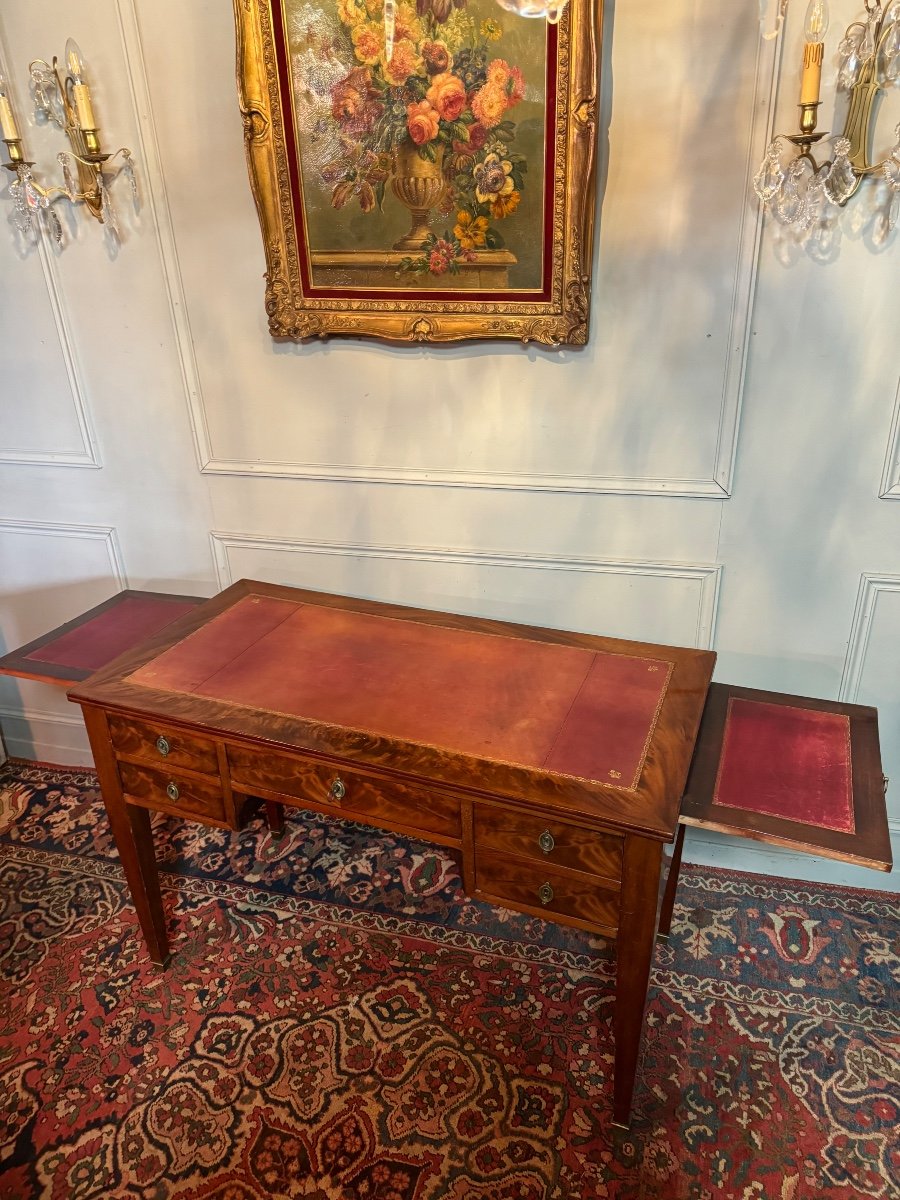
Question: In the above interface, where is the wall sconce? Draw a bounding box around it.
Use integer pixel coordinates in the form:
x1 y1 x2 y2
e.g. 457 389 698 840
0 38 135 243
754 0 900 239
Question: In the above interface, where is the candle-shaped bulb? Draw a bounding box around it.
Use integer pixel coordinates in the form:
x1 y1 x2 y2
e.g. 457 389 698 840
65 37 97 133
800 0 828 109
804 0 830 43
65 38 85 83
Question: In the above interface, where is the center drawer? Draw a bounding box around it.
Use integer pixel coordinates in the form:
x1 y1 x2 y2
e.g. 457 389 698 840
227 744 462 841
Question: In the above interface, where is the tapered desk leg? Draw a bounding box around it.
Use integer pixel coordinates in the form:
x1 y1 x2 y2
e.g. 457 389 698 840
613 835 663 1127
658 822 686 940
82 706 170 965
265 800 286 836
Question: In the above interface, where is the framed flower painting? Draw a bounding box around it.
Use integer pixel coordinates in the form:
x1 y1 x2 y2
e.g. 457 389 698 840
234 0 601 343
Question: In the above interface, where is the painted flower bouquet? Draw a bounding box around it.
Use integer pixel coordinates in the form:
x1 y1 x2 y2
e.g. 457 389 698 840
323 0 528 275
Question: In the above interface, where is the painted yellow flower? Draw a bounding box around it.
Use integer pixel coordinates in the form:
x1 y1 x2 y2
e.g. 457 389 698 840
382 39 423 87
441 11 476 55
454 210 489 249
490 188 520 219
481 18 502 41
363 0 384 16
338 0 368 26
394 2 423 44
351 21 384 66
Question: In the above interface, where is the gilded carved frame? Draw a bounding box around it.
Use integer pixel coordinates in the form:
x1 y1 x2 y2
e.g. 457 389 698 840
234 0 601 344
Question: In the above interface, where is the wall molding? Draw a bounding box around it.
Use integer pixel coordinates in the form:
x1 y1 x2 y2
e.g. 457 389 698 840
839 572 900 702
0 27 99 470
878 376 900 498
113 0 213 466
210 531 722 648
0 519 127 589
125 6 778 499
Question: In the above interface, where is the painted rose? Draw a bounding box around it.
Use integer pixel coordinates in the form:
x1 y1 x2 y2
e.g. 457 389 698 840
382 39 422 86
421 40 452 75
471 83 507 129
330 67 382 137
406 99 440 145
426 72 466 122
452 121 487 157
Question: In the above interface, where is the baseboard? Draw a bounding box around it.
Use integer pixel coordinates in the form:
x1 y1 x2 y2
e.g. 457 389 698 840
681 824 900 894
0 705 92 768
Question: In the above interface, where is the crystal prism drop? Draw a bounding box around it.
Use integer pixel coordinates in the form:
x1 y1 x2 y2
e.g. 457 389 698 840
99 180 119 237
122 152 138 202
753 141 784 202
824 141 857 205
884 154 900 192
46 205 63 246
773 159 808 226
58 153 78 200
383 0 396 63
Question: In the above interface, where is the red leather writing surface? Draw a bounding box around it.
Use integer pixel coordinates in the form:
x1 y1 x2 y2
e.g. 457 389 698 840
129 596 671 786
714 698 854 833
24 596 200 673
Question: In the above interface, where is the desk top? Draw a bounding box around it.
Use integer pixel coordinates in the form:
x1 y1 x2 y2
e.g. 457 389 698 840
69 580 716 838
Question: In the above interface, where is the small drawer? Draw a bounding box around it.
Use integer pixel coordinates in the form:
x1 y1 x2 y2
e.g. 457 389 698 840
109 714 218 776
474 807 622 885
119 761 225 822
475 850 619 932
227 744 461 840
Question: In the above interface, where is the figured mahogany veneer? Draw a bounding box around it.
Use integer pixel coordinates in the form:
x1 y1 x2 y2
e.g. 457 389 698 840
109 714 219 776
119 761 226 824
227 743 462 843
474 807 623 883
475 850 621 934
67 579 717 1127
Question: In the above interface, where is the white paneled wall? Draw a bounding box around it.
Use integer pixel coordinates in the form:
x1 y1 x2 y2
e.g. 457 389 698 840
0 0 897 888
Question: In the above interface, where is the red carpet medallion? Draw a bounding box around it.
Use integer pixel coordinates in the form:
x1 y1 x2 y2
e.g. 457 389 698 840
0 762 897 1199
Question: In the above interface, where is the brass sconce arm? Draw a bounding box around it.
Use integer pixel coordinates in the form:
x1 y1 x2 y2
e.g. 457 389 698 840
0 38 136 243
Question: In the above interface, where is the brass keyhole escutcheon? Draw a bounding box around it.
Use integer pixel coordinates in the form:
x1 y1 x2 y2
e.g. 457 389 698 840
538 829 555 855
538 882 554 906
166 781 180 802
156 735 170 757
330 777 346 802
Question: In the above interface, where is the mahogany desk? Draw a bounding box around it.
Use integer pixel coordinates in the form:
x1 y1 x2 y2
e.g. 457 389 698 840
66 579 716 1126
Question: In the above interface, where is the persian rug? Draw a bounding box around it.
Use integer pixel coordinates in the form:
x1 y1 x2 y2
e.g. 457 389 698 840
0 761 897 1200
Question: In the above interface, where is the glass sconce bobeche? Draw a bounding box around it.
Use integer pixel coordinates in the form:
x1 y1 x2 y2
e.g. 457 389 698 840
755 0 900 237
0 38 135 243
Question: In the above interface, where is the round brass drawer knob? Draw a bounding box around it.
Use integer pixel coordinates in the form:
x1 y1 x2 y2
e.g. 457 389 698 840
330 777 346 802
538 882 554 906
166 781 180 802
156 736 170 757
538 829 555 855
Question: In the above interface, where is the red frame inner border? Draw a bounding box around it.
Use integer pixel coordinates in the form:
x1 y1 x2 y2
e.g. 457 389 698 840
271 0 558 303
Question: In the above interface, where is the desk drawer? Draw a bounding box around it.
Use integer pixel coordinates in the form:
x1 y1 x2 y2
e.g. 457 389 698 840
109 714 219 776
474 807 622 885
119 761 225 822
227 745 461 840
475 850 619 932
